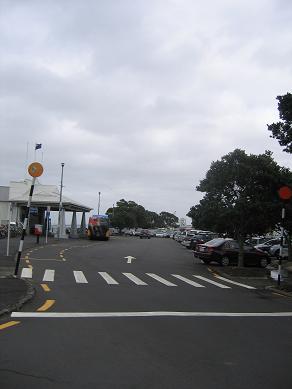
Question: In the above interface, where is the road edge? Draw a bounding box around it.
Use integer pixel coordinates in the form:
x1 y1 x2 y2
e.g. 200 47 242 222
0 277 35 317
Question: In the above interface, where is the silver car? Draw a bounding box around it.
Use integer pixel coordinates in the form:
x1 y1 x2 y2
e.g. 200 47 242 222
269 244 288 258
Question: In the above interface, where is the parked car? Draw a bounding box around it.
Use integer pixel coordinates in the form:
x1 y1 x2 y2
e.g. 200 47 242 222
175 232 186 242
139 229 151 239
181 233 197 248
269 243 288 259
245 236 269 246
254 238 281 253
155 230 167 238
189 233 218 250
194 238 270 267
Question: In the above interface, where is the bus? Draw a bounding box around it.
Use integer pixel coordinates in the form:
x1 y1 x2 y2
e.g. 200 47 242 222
87 214 110 241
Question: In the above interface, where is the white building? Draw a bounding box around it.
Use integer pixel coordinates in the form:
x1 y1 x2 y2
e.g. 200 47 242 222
0 179 92 238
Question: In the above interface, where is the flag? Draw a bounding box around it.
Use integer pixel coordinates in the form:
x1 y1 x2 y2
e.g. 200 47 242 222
35 143 42 150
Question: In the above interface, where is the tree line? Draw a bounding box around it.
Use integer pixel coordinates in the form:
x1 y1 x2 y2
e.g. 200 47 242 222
187 92 292 266
106 199 178 231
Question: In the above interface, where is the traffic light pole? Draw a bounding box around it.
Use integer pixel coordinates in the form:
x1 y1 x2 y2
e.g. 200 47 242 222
278 205 285 286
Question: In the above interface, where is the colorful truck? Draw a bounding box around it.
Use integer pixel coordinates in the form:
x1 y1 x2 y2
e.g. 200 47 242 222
87 214 110 241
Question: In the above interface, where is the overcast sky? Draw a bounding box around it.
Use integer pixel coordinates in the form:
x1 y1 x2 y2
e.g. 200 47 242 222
1 0 292 224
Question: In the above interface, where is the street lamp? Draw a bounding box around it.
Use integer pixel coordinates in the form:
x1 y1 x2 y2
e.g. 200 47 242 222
58 163 65 239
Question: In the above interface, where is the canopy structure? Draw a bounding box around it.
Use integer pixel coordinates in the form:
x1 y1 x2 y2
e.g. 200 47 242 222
9 179 92 213
0 179 92 239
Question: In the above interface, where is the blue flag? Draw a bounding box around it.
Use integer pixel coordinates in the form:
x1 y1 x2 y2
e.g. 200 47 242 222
35 143 42 150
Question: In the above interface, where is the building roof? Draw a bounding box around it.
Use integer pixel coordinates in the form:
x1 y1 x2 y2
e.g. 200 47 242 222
8 179 92 212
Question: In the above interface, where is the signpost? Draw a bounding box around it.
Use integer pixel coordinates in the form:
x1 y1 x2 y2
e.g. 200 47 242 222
277 186 292 286
14 162 44 276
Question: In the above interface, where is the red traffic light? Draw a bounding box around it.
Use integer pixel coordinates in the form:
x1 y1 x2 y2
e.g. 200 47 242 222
278 186 292 200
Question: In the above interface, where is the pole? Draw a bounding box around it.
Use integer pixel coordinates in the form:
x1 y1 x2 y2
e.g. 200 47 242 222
45 206 50 244
14 177 36 276
98 191 101 215
58 163 65 239
278 205 285 286
6 202 12 256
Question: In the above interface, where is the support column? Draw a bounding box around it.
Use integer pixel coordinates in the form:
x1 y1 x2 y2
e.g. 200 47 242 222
70 211 78 239
59 208 68 239
80 212 87 238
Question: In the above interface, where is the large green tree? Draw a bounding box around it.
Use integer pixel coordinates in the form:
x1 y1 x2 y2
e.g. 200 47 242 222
159 211 179 228
188 149 292 266
267 93 292 153
106 200 177 231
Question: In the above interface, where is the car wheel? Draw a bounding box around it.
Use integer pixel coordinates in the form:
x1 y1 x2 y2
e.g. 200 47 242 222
221 256 230 266
259 257 268 268
202 259 210 265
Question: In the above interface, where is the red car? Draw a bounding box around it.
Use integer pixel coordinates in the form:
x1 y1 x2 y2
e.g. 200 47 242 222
194 238 270 267
139 229 151 239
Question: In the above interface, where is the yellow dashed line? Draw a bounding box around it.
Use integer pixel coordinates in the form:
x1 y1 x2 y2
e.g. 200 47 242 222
0 321 21 330
41 284 51 292
37 299 55 312
272 292 286 298
26 260 30 264
28 265 33 269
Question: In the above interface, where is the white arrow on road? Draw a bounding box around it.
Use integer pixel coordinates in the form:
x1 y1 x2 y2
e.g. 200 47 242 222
124 256 136 264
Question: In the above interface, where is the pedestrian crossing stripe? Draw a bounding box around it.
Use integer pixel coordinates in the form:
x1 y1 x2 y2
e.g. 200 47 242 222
19 268 255 290
73 271 88 284
98 272 119 285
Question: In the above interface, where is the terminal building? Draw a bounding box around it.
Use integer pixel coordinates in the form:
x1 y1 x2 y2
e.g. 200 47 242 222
0 179 92 238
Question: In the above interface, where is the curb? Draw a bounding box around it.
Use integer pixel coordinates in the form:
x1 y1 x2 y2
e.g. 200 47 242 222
0 277 35 317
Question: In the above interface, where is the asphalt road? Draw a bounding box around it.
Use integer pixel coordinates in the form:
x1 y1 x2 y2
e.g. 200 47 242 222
1 236 292 388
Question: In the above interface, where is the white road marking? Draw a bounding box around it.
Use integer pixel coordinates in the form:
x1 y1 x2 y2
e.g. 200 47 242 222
98 272 119 285
172 274 205 287
43 269 55 282
11 311 292 318
193 275 231 289
20 268 32 278
214 275 256 289
146 273 177 286
122 273 148 285
73 271 88 284
124 256 136 264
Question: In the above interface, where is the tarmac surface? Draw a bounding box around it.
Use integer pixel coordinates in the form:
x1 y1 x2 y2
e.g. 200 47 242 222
0 235 292 319
0 235 59 317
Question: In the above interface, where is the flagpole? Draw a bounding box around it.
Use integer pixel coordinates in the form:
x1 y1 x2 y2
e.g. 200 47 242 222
25 142 29 178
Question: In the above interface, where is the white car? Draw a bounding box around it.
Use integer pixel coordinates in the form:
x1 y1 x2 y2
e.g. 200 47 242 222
269 244 288 259
255 238 281 253
155 231 167 238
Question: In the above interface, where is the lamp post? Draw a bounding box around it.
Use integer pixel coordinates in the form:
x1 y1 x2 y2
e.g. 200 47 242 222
58 163 65 239
98 191 101 215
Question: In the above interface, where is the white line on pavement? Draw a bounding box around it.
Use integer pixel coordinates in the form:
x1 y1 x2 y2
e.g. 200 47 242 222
146 273 177 286
20 268 32 278
122 273 148 285
172 274 205 287
193 275 231 289
73 271 88 284
98 272 119 285
43 269 55 282
214 275 256 289
11 311 292 318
